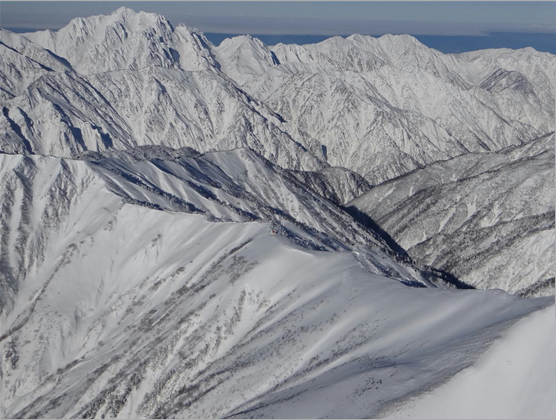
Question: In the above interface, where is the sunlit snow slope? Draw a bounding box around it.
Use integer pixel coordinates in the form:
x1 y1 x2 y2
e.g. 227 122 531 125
1 152 552 419
384 305 556 419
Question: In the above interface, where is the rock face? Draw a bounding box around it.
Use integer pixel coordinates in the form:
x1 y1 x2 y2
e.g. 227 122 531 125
0 7 555 419
349 133 555 296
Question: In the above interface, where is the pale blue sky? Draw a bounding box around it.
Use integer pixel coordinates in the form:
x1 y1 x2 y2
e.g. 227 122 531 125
1 2 555 36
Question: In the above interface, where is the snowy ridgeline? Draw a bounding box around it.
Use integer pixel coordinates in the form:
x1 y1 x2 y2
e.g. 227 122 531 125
349 133 555 296
0 153 553 418
1 7 555 184
1 7 554 295
0 6 555 419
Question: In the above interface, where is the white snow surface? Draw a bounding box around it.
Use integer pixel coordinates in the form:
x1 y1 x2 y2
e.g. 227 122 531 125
1 151 554 419
384 306 556 419
1 7 556 419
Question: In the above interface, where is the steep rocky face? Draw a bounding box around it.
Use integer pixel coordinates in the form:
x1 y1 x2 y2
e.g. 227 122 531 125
240 70 467 184
349 134 555 296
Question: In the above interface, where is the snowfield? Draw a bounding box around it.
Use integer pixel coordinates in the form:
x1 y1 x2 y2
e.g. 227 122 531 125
384 306 556 419
1 7 555 419
1 149 553 419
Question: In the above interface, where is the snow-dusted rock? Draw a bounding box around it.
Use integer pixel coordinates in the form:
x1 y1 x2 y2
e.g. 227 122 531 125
349 133 555 296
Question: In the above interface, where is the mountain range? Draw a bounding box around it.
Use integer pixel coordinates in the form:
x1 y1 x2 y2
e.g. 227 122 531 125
1 7 554 419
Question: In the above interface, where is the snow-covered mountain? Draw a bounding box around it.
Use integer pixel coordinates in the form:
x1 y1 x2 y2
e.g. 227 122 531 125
0 30 72 102
219 33 554 183
1 7 555 419
1 151 552 418
0 63 323 171
0 16 324 172
349 133 555 296
0 145 465 315
2 7 554 182
21 7 218 74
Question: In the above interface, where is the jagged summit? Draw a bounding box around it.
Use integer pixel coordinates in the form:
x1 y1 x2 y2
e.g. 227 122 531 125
60 6 173 32
377 33 424 46
212 34 280 84
112 5 145 18
22 7 217 74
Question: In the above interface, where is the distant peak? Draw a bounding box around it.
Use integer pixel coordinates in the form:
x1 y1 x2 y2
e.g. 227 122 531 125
379 33 422 46
219 34 268 49
324 35 348 43
112 6 137 17
228 34 254 42
347 34 373 42
58 6 178 35
100 7 172 27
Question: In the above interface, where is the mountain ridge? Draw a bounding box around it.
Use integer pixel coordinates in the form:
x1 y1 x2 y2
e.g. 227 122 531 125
1 150 551 418
1 7 554 418
2 7 553 183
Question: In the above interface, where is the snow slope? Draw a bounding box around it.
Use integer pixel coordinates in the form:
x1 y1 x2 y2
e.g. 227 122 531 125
1 152 553 419
384 305 556 419
349 133 555 296
0 30 72 103
1 7 555 418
